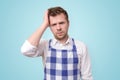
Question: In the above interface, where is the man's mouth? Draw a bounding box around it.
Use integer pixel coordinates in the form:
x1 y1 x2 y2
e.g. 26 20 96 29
56 32 63 35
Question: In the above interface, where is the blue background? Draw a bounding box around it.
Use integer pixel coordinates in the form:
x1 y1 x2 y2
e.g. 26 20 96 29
0 0 120 80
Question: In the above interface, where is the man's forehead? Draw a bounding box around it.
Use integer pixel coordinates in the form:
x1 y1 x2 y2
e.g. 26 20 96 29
49 14 66 22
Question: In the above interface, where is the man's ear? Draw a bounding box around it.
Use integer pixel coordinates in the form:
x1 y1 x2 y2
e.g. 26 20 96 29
68 20 70 27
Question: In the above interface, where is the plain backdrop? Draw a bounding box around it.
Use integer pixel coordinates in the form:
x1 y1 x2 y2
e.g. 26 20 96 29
0 0 120 80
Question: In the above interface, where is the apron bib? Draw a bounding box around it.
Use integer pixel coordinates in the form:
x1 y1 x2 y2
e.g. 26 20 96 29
44 39 80 80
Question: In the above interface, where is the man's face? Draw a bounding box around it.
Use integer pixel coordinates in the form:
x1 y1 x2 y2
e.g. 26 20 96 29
49 13 69 41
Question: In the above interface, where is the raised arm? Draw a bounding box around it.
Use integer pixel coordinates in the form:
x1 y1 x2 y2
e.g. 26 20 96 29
28 10 49 47
21 10 49 57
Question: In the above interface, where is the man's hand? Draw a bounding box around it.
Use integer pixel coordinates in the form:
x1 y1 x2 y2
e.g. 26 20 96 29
42 10 49 29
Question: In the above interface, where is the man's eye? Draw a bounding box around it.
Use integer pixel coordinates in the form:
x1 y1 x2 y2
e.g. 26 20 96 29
59 22 65 24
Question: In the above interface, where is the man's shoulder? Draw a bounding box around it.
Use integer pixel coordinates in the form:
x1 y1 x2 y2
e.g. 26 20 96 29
40 39 49 43
39 39 50 46
74 39 86 46
74 39 87 49
74 39 88 55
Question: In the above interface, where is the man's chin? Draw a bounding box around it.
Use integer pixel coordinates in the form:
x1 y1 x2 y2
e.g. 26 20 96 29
55 34 68 41
55 35 64 40
55 36 63 40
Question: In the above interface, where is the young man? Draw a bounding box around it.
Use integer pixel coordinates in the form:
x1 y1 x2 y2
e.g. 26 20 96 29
21 6 93 80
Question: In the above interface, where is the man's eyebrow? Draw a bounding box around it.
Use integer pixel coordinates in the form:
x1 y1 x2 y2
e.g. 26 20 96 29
51 23 57 26
59 21 65 24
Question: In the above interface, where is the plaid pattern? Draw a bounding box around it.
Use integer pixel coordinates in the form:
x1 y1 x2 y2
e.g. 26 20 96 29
44 39 80 80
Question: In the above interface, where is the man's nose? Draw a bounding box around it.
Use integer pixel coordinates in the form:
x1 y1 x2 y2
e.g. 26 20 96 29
56 24 61 30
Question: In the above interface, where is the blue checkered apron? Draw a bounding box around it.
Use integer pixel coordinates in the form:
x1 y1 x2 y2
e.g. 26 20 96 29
44 39 80 80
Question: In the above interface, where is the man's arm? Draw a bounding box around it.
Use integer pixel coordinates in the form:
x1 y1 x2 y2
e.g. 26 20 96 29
28 10 49 47
21 10 49 57
80 44 93 80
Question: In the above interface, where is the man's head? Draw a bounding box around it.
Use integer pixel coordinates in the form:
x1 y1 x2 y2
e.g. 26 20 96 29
48 6 69 24
48 6 69 42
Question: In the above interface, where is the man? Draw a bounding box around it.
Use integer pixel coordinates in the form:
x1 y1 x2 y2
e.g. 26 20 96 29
21 6 93 80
